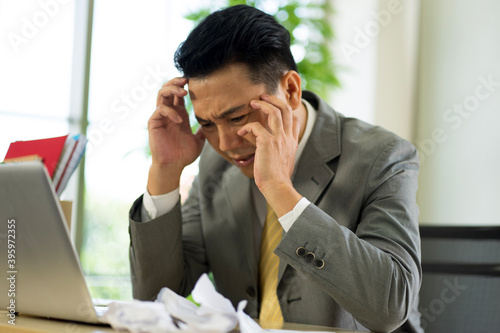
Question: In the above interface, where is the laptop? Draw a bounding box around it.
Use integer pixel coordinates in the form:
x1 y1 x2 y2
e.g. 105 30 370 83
0 161 109 324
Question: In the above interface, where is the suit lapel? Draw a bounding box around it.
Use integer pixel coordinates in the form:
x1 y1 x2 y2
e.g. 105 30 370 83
293 90 342 203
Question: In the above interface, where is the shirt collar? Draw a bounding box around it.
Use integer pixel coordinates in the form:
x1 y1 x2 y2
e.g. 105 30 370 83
294 99 317 168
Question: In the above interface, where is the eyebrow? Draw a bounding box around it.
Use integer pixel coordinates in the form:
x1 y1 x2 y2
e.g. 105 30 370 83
195 103 247 123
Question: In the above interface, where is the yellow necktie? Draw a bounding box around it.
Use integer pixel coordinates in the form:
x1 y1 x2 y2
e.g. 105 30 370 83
259 203 284 323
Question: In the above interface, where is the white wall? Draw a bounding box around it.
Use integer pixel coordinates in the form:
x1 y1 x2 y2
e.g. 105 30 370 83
330 0 500 225
330 0 379 124
330 0 420 141
415 0 500 225
374 0 420 141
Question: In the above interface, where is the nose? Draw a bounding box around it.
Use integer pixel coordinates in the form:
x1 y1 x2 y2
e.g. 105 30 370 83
218 126 242 152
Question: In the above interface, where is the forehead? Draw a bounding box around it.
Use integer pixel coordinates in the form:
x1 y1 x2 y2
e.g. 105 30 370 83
188 64 265 118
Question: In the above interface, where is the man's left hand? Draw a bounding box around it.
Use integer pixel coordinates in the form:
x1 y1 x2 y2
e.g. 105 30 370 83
237 94 303 217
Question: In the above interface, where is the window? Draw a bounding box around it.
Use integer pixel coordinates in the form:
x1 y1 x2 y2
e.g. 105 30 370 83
82 0 200 300
0 0 201 301
0 0 76 156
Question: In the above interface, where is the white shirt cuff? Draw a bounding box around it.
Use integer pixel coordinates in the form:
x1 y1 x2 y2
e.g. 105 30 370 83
278 197 311 232
140 187 180 221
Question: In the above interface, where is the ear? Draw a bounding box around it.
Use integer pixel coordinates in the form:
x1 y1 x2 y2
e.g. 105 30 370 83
279 70 302 110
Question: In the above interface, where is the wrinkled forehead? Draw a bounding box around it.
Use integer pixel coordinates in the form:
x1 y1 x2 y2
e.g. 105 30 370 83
187 65 266 120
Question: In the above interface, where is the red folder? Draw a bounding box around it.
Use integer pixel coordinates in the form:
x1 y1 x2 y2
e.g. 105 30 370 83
4 135 69 177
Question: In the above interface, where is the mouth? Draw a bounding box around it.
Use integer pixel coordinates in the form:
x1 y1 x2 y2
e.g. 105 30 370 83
232 154 255 167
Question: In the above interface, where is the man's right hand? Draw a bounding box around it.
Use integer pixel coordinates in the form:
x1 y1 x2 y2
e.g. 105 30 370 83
147 77 205 195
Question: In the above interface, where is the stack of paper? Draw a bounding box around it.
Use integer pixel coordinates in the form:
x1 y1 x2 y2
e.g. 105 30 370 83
3 134 88 196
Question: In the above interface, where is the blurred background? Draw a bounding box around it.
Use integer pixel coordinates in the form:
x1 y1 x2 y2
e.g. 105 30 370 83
0 0 499 301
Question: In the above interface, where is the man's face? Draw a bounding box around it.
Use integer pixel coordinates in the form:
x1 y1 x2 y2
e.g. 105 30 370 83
188 64 282 178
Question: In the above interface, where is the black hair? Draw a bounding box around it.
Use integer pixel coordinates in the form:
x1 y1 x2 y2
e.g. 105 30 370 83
174 5 297 93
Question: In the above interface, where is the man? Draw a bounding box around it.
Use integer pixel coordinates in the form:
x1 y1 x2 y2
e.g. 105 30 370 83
129 5 423 333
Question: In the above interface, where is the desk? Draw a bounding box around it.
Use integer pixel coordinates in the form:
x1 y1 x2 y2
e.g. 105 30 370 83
0 313 367 332
0 313 114 333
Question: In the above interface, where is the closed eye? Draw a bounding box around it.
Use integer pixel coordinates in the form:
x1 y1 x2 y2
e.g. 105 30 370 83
230 114 248 124
200 122 214 129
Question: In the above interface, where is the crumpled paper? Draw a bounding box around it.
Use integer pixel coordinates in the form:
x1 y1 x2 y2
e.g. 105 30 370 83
102 273 333 333
102 273 247 333
103 300 178 333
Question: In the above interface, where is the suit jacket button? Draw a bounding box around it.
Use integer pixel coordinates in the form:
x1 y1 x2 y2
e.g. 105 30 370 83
296 247 306 257
314 258 325 269
246 287 256 298
304 251 315 263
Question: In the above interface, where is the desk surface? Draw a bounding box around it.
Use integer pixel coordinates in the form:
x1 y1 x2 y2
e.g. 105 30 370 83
0 312 366 332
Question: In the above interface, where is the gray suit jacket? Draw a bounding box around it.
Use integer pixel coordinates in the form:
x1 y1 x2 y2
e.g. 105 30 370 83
129 91 423 333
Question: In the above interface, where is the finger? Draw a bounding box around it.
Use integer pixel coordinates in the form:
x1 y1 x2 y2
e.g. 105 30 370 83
157 77 188 107
250 99 283 135
261 94 294 136
237 121 270 140
150 104 183 125
157 85 188 108
161 77 188 89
